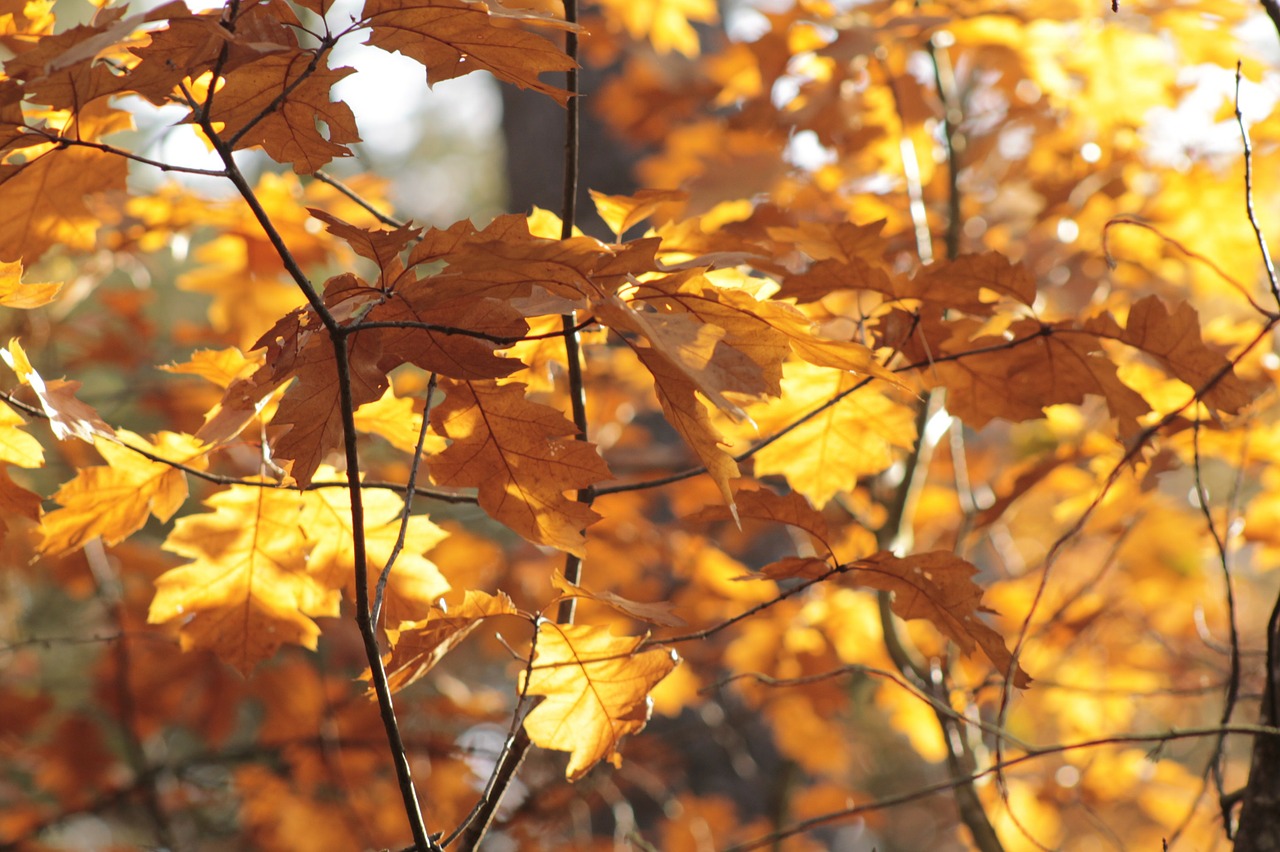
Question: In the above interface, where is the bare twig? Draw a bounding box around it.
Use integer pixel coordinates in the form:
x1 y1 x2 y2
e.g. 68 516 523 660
372 372 439 628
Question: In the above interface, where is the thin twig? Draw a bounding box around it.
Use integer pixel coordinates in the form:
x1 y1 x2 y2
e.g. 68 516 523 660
313 169 408 228
723 724 1280 852
372 373 439 628
1234 63 1280 310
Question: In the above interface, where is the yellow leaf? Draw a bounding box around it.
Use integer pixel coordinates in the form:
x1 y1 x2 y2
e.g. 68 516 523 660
0 259 59 308
149 484 331 675
746 362 917 507
353 388 446 455
521 623 678 780
298 465 451 627
39 431 207 555
0 402 43 468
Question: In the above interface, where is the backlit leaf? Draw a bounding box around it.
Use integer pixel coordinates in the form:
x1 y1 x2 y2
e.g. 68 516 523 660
522 623 679 780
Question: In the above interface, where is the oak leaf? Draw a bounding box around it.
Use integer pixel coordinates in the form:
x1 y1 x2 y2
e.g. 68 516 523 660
848 551 1031 688
298 466 451 627
747 362 917 507
0 259 59 307
429 378 611 555
926 319 1150 441
521 623 679 780
899 252 1037 315
382 589 518 693
551 571 687 627
203 51 361 173
1085 295 1254 414
39 431 207 556
361 0 576 105
149 484 333 675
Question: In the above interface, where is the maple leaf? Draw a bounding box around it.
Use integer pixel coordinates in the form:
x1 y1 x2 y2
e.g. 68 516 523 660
848 551 1031 689
0 259 59 307
382 589 518 693
361 0 576 105
521 623 679 780
429 378 611 556
39 431 208 556
149 484 334 675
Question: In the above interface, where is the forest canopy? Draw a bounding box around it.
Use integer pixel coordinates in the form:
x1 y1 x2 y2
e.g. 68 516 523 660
2 0 1280 849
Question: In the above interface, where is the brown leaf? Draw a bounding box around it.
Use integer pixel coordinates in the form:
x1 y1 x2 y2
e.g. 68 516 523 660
849 551 1031 688
361 0 576 105
429 379 611 555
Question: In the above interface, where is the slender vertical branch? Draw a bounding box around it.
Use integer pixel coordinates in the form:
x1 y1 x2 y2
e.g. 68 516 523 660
335 331 438 852
373 372 440 628
1235 63 1280 309
453 6 584 846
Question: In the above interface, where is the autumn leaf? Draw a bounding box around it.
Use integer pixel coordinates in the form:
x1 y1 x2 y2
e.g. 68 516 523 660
522 623 679 780
1085 295 1255 414
353 388 445 455
687 484 834 559
381 589 518 693
551 571 687 627
298 466 451 627
149 484 332 675
38 431 206 555
0 108 129 263
924 319 1150 441
2 338 116 443
848 551 1031 689
361 0 576 105
429 378 611 555
0 259 59 307
746 362 917 507
203 51 361 173
0 400 43 468
590 188 688 240
898 252 1037 315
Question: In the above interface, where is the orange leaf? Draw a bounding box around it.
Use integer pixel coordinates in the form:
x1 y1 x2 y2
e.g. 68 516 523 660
899 252 1037 315
590 188 688 241
204 51 361 173
429 378 611 555
849 551 1031 688
298 465 451 627
381 589 518 693
0 259 59 308
39 431 206 556
521 623 679 780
